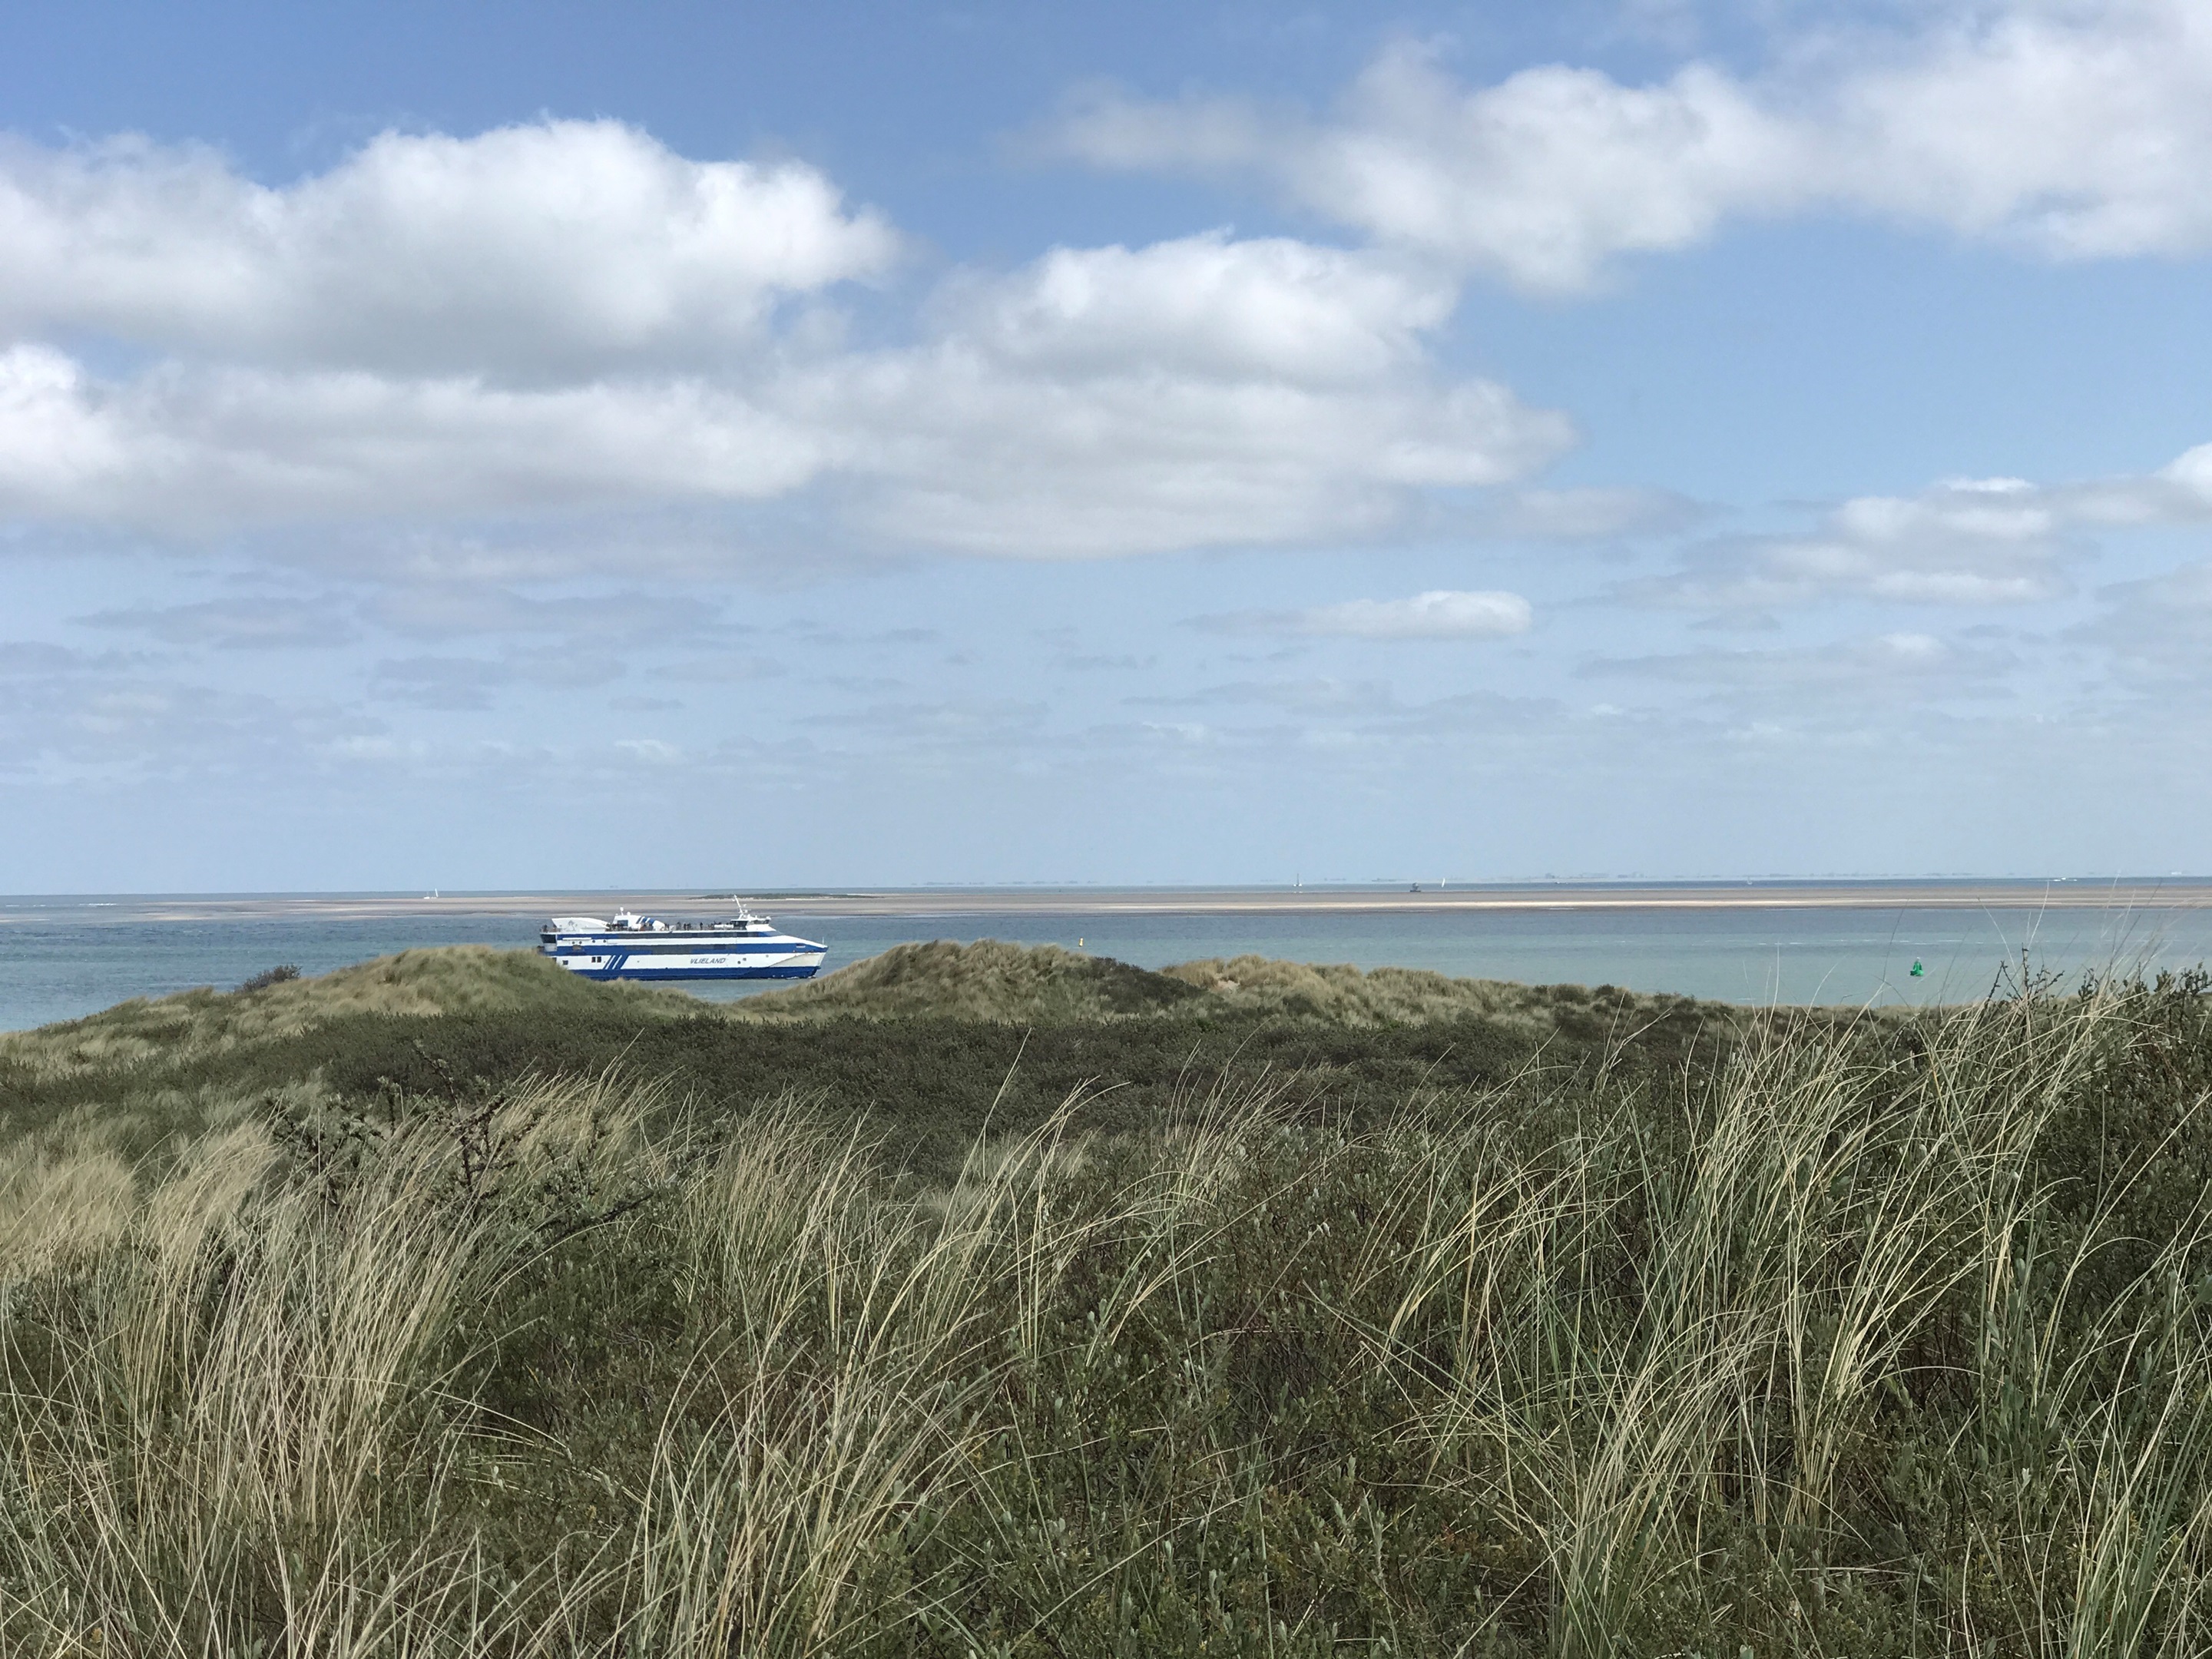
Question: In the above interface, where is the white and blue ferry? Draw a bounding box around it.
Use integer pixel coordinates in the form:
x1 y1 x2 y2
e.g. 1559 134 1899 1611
540 906 826 982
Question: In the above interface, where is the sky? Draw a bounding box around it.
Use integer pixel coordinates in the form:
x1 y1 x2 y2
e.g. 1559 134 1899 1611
4 0 2211 890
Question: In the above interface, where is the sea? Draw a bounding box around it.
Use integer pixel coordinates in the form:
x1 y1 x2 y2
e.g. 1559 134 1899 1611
7 886 2212 1035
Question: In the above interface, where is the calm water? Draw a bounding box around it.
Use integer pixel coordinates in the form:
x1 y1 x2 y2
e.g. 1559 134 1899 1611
6 891 2212 1033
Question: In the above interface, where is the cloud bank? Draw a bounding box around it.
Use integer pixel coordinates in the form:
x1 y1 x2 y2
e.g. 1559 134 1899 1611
1629 448 2212 613
0 121 899 375
0 130 1572 565
1056 3 2212 292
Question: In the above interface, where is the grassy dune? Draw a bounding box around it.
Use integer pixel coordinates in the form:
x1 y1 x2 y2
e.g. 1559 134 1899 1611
740 939 1708 1031
4 946 2211 1654
0 944 1729 1178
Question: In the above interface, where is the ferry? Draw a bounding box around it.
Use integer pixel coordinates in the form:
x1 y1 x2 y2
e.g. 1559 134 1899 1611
540 905 826 982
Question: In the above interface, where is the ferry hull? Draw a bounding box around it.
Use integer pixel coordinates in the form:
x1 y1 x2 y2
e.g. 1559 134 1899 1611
541 906 826 984
548 950 826 982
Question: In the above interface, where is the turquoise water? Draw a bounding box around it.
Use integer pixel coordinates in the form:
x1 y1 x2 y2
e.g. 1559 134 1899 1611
6 889 2212 1033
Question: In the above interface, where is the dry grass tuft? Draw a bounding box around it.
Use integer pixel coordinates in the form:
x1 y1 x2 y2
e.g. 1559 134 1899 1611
6 949 2212 1652
1161 952 1717 1029
736 939 1207 1023
0 946 694 1084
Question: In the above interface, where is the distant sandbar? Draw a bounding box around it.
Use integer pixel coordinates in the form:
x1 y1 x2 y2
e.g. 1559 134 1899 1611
6 879 2207 926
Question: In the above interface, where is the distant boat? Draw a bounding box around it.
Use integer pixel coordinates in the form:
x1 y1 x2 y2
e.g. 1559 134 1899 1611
540 905 826 982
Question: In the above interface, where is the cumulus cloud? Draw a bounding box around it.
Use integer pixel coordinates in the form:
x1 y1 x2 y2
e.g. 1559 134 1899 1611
757 233 1571 557
2061 442 2212 526
1195 588 1533 639
0 162 1575 559
1635 478 2091 612
0 345 829 527
929 232 1452 383
0 122 1578 562
813 260 1569 557
1055 4 2212 292
1624 445 2212 614
1058 52 1789 293
0 121 899 376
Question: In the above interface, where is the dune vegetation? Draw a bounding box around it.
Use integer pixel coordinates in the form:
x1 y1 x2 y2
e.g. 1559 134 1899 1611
2 944 2210 1654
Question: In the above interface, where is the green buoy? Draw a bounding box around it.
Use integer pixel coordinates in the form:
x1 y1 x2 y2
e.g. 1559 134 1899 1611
1909 959 1925 978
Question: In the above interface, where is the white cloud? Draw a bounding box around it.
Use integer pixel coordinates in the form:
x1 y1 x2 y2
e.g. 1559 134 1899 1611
0 122 899 376
0 223 1574 560
1823 1 2212 259
818 365 1565 558
1195 588 1533 639
786 234 1571 557
1056 5 2212 292
1632 478 2075 611
0 352 830 526
1631 444 2212 612
932 232 1452 384
0 347 128 498
2063 442 2212 525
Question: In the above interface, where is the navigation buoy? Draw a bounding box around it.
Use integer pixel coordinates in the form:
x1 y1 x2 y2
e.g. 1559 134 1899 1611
1909 960 1925 978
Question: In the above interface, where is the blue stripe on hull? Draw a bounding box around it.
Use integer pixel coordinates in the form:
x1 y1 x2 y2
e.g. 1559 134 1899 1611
543 942 823 954
566 963 823 982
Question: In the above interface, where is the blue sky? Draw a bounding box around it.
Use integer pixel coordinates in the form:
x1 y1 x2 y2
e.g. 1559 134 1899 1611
4 2 2211 889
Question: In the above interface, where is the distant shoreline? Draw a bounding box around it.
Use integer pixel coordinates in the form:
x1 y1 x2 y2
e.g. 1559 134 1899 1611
6 879 2210 926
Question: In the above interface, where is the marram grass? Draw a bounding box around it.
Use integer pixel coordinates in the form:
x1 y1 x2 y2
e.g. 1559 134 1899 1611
2 951 2210 1654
